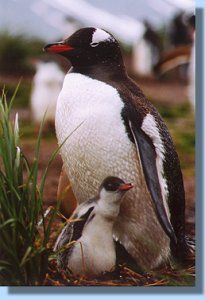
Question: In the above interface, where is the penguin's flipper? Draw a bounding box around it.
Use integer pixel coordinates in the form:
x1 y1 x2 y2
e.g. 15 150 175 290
54 206 94 267
128 120 177 244
71 206 95 241
55 205 95 250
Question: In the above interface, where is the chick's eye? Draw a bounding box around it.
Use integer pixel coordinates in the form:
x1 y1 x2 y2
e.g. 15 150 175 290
106 183 114 190
90 42 99 47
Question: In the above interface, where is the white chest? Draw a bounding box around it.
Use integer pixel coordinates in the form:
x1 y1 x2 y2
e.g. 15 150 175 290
67 216 116 276
55 73 139 201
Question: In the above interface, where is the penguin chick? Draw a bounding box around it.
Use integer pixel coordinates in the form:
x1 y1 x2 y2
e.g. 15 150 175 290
54 176 133 277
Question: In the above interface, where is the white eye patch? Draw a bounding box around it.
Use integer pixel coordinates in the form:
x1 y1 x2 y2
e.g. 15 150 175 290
90 42 99 47
91 28 114 47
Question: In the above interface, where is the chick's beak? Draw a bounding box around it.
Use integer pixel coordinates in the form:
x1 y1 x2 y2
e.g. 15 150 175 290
43 41 74 53
118 183 133 191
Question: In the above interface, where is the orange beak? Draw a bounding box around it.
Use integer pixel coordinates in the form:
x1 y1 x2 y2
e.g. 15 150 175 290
44 42 74 53
118 183 133 191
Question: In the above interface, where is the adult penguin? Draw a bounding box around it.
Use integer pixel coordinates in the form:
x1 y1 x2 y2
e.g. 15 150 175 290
44 28 194 270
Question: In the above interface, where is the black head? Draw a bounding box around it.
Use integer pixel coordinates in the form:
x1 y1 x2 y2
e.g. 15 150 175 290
100 176 133 193
44 27 124 69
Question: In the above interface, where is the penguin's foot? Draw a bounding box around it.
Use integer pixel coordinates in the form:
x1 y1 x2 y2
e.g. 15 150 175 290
171 234 195 267
184 235 195 262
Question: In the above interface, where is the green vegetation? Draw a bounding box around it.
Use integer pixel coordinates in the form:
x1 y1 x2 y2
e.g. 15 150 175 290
0 89 58 285
0 81 31 108
155 102 195 176
0 31 44 75
151 266 195 286
156 102 191 120
0 31 45 108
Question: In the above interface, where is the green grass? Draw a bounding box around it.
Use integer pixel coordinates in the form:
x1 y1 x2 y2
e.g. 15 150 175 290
0 88 84 285
0 81 31 108
0 31 44 75
155 102 195 176
156 102 191 120
0 89 59 285
20 121 56 141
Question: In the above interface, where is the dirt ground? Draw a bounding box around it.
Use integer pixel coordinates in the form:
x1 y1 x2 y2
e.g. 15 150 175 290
132 75 189 105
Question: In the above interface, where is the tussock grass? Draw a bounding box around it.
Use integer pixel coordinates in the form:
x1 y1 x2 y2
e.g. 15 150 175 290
0 81 31 108
0 88 59 285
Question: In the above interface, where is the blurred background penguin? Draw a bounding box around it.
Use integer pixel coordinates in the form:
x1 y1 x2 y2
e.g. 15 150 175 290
30 58 65 131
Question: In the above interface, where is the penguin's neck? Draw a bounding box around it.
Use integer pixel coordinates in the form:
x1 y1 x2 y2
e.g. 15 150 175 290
72 61 127 83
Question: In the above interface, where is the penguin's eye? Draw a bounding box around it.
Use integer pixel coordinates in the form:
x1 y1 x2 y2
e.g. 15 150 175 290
90 42 99 47
106 183 117 191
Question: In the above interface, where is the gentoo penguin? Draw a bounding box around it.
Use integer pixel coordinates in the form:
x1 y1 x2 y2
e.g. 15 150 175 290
54 176 133 276
30 60 64 125
44 28 193 270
